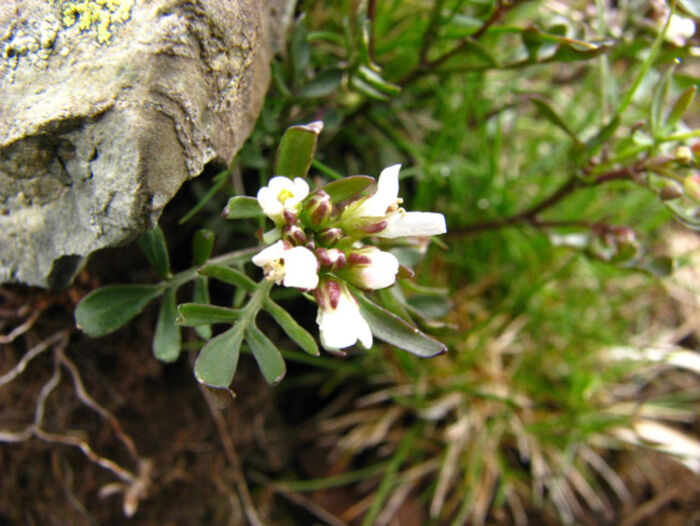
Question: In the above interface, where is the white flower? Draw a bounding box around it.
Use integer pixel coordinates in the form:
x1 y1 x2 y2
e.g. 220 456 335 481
344 164 447 239
315 280 373 351
252 240 319 290
346 247 399 289
257 176 310 224
666 14 695 47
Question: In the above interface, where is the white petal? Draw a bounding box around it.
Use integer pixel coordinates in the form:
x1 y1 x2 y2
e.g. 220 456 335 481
317 291 373 350
352 249 399 289
355 164 401 217
282 246 319 289
289 178 310 205
379 212 447 238
252 240 285 267
257 186 283 220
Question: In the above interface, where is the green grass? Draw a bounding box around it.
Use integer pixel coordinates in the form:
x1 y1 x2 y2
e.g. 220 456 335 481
181 0 700 523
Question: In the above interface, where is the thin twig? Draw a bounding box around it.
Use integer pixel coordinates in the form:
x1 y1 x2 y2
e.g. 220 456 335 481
367 0 377 61
448 159 651 239
199 383 265 526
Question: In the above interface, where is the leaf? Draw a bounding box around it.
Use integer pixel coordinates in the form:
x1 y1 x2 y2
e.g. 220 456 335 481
177 302 242 326
356 65 401 96
550 38 610 62
297 69 343 99
274 122 323 179
194 323 246 388
137 226 171 279
665 85 697 131
264 298 319 356
192 229 215 266
351 287 447 357
459 39 498 67
75 284 164 337
222 196 264 220
531 97 581 144
199 264 257 292
640 256 675 278
586 115 620 157
153 287 181 362
350 75 389 101
678 0 700 17
322 176 375 202
651 60 679 137
192 276 212 339
522 25 611 63
290 14 310 83
245 324 287 385
406 294 453 320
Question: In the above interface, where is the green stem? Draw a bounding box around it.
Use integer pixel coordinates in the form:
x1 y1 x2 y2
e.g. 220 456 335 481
168 246 260 289
615 4 673 117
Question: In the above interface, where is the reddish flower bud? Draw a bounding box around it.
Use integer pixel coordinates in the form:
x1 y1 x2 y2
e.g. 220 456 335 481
315 247 347 270
282 224 307 245
319 227 344 246
302 190 333 227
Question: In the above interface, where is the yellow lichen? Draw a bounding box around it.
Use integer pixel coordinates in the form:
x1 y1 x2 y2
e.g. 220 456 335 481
48 0 134 43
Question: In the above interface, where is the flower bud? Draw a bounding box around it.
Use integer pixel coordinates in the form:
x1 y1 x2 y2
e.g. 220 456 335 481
675 146 693 164
659 181 683 200
684 173 700 204
343 247 399 290
319 227 344 246
302 190 333 227
282 224 307 245
315 247 347 271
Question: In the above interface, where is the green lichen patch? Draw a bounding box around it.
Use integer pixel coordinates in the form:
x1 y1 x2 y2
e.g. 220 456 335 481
49 0 134 43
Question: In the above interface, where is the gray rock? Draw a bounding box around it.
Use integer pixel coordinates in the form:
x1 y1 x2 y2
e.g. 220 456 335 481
0 0 293 288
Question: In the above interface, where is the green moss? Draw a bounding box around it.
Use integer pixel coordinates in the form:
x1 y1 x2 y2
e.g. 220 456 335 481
49 0 134 43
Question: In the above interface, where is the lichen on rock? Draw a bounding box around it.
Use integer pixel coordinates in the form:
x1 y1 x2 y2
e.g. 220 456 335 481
49 0 133 43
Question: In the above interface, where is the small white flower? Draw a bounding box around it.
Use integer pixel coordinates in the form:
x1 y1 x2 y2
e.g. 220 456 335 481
666 14 695 47
257 176 310 224
344 164 447 239
252 240 319 290
315 280 373 351
346 247 399 289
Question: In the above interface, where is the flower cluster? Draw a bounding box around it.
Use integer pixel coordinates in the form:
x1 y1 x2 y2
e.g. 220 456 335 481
252 163 446 352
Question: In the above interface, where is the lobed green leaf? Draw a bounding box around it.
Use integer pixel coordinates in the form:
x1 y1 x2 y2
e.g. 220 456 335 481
192 229 215 266
137 226 171 280
246 324 287 385
264 298 319 356
274 123 323 179
351 287 447 357
75 284 164 337
297 69 344 99
194 323 246 388
192 276 213 339
322 175 375 203
153 286 181 362
177 302 242 327
222 196 265 220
